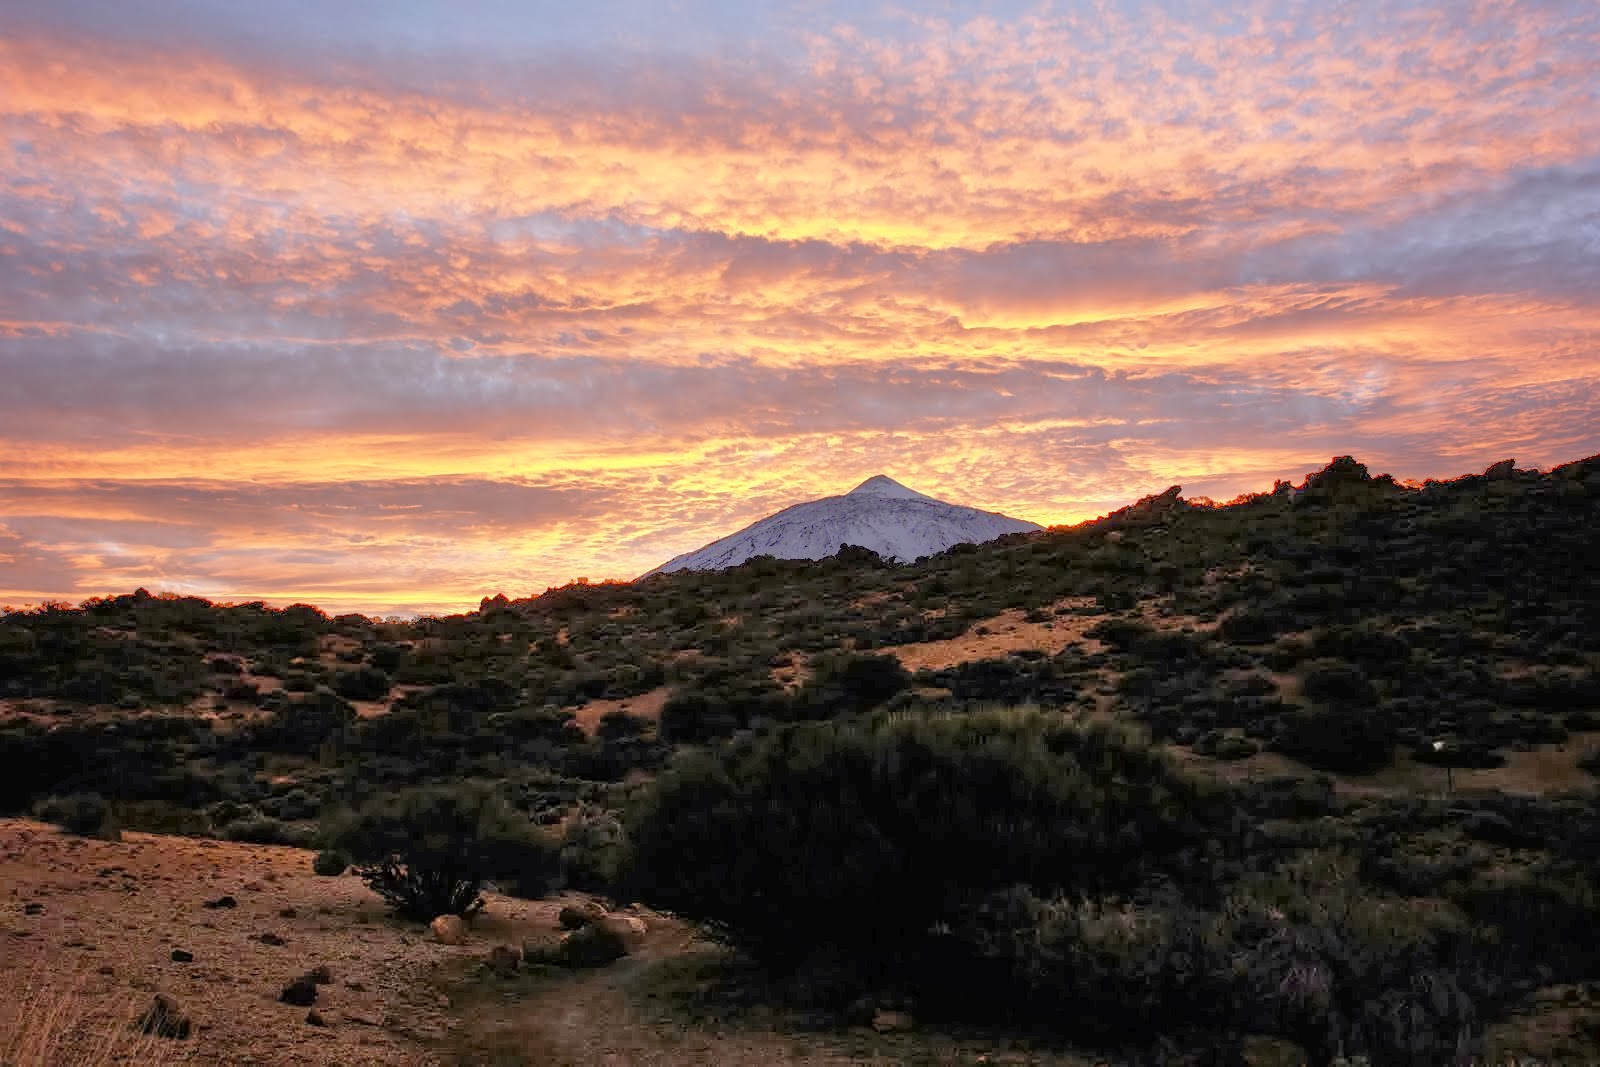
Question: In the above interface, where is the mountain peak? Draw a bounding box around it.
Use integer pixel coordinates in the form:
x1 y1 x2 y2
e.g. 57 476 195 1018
847 475 934 501
642 475 1040 577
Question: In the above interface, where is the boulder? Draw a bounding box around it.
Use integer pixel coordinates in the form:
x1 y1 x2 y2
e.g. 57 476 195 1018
557 899 609 930
486 944 521 976
430 914 467 945
279 976 318 1007
603 915 648 948
558 921 629 968
871 1008 916 1032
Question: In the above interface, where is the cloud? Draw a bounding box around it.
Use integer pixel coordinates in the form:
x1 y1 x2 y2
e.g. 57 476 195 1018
2 0 1598 611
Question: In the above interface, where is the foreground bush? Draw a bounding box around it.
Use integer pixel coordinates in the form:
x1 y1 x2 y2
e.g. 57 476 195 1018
627 708 1234 972
33 792 117 838
327 784 558 920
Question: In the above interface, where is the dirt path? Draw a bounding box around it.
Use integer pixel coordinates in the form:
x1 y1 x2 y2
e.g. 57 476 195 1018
443 922 1094 1067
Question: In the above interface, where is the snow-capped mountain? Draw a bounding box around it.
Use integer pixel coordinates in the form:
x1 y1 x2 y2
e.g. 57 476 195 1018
643 475 1041 577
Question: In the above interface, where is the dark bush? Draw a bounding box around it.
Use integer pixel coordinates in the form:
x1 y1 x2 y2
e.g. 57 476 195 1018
33 792 117 838
312 848 350 876
627 709 1234 972
327 784 559 920
785 652 910 720
1273 706 1394 774
332 665 391 702
221 815 316 847
1301 660 1378 706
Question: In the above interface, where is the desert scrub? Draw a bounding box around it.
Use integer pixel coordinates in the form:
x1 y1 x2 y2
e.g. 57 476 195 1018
326 783 559 919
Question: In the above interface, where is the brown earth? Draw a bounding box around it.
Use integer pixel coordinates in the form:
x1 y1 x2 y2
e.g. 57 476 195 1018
0 820 1100 1066
569 687 670 736
885 601 1107 672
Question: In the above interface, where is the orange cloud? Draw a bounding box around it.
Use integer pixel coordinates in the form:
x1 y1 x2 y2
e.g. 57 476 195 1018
2 2 1598 612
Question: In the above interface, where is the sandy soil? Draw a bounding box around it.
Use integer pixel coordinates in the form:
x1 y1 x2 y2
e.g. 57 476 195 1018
0 819 552 1066
0 820 1105 1066
886 602 1108 672
568 688 669 736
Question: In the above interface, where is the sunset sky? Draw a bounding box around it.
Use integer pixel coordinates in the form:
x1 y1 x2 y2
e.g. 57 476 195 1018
3 0 1599 616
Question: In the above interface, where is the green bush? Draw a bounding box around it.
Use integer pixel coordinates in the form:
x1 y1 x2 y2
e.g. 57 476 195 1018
1273 706 1394 774
312 848 350 876
627 709 1233 970
222 814 316 847
561 811 628 892
33 792 117 838
332 665 391 702
327 784 559 920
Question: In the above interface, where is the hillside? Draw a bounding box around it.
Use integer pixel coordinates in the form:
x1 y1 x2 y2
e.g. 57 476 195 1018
3 451 1600 1064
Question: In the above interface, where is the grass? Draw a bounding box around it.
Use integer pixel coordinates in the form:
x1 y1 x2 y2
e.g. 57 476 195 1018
0 955 194 1066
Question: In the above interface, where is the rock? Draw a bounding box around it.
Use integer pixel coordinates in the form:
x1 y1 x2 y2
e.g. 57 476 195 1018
871 1008 916 1032
601 915 648 948
557 900 609 930
169 948 194 963
279 976 318 1006
22 903 43 915
558 921 629 968
253 932 287 946
136 994 192 1039
278 907 298 918
305 1010 327 1027
430 914 467 945
306 964 334 985
1484 458 1516 479
486 944 521 976
203 895 238 909
521 937 561 966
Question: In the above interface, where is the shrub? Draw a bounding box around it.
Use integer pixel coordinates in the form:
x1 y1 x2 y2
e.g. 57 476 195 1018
327 784 559 920
561 811 628 892
33 792 117 838
627 709 1234 972
312 848 350 876
332 665 391 702
1273 706 1394 774
785 652 910 720
221 815 316 847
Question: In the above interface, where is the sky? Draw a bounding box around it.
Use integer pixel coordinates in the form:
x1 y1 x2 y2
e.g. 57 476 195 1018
3 0 1599 616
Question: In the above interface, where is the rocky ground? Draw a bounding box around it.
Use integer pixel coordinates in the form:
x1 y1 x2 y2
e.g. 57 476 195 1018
0 819 540 1065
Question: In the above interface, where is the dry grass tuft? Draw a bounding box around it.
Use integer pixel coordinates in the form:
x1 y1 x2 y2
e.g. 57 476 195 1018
0 954 194 1067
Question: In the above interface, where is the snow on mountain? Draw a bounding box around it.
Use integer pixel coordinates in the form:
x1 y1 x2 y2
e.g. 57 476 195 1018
642 475 1042 577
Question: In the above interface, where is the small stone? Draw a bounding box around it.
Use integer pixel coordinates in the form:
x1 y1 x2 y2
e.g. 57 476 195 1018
305 1009 327 1027
169 949 194 963
430 914 467 945
558 921 628 968
871 1008 916 1033
203 895 238 909
22 903 43 915
278 907 298 918
279 977 318 1006
254 932 287 946
344 980 366 992
98 965 116 976
306 964 333 985
486 944 520 976
136 994 192 1039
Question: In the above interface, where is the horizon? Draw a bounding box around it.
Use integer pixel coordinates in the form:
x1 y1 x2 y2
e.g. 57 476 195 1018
4 1 1599 617
1 449 1572 618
